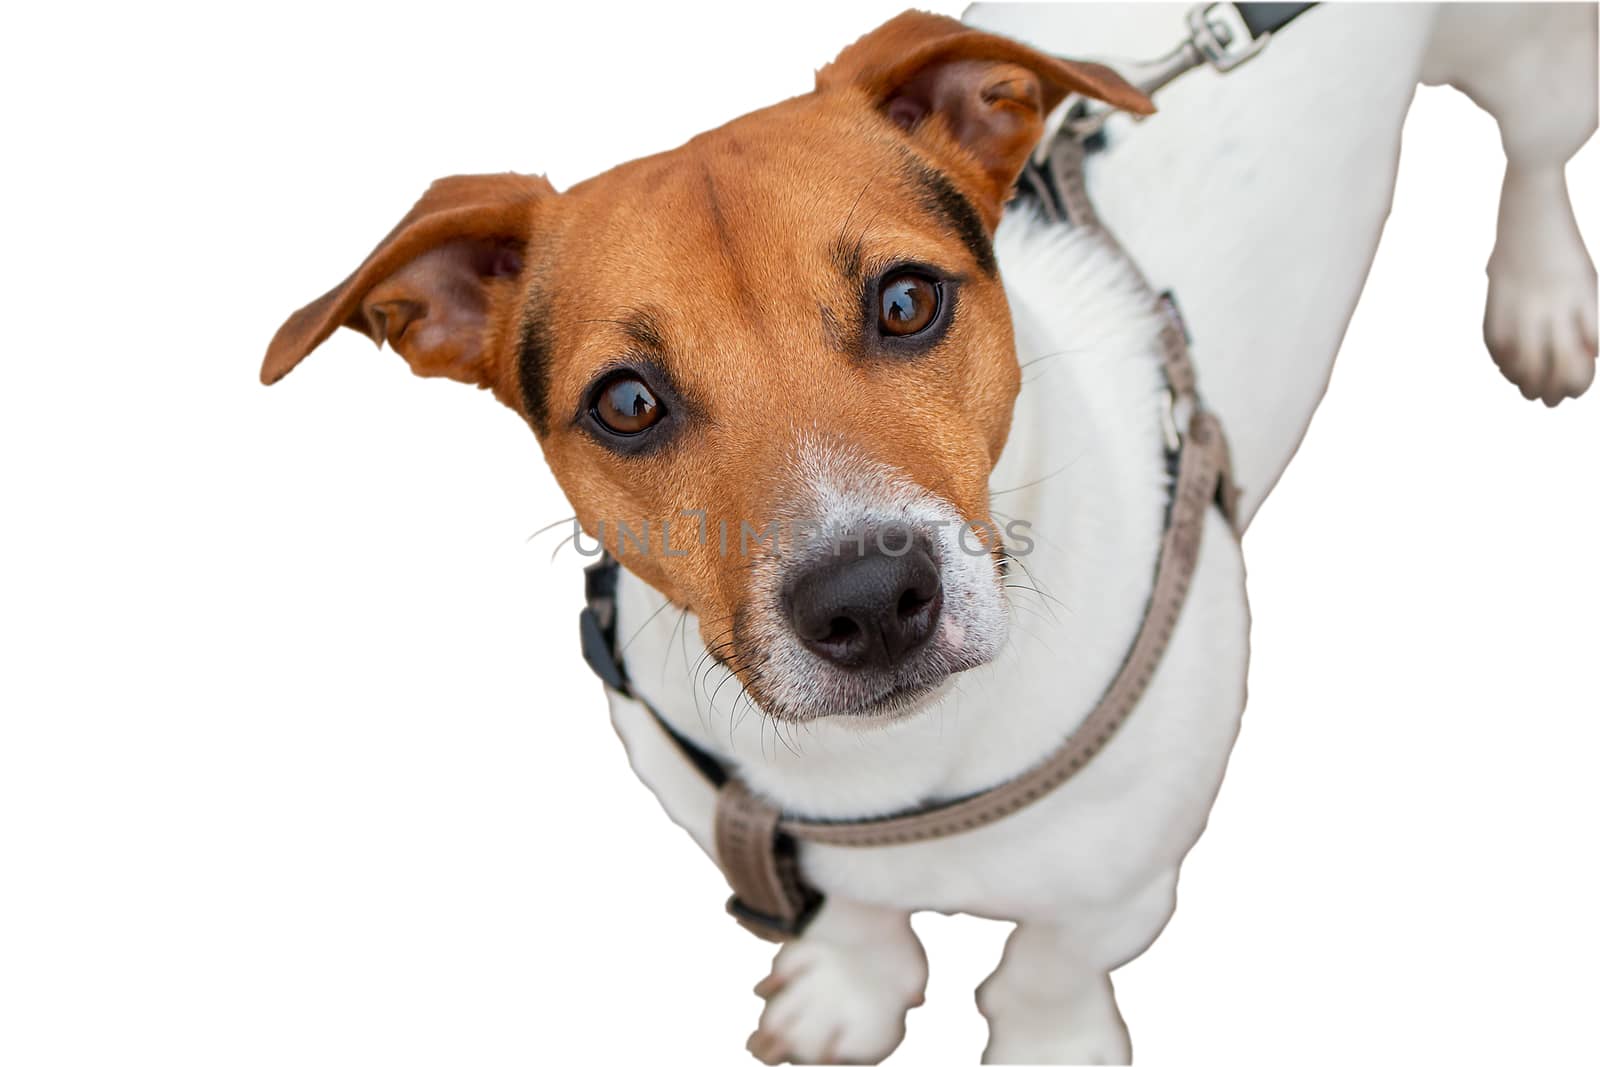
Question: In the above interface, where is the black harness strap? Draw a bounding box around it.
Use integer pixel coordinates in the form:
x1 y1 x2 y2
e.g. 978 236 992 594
581 562 727 789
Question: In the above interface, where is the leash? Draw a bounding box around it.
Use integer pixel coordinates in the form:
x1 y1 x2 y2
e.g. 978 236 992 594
579 2 1309 943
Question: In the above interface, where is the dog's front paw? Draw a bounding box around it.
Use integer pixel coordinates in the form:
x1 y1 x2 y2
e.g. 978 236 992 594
1483 174 1598 407
746 938 926 1065
1485 267 1597 406
981 1020 1130 1066
978 971 1129 1066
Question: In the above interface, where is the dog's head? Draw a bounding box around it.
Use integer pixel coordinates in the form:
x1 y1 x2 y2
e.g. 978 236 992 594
263 11 1150 722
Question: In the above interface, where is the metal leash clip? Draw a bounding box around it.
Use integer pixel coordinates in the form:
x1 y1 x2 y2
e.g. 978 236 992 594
1186 2 1272 74
1044 3 1276 153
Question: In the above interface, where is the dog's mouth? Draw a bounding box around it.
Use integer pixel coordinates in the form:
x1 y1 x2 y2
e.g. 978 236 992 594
850 674 959 722
721 614 986 723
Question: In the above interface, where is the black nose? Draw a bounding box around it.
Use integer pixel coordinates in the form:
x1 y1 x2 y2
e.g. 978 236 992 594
786 543 943 670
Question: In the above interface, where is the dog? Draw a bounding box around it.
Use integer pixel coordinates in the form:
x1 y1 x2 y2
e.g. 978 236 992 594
261 5 1597 1063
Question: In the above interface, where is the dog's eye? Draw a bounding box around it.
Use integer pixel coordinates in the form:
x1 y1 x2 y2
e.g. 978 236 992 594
878 272 940 336
593 374 662 435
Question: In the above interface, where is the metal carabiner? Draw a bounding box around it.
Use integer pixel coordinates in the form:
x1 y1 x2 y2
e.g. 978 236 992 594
1043 2 1277 154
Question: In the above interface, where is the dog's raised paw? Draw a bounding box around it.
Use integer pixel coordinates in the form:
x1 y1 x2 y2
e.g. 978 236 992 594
1484 269 1598 406
747 939 925 1065
1483 172 1598 407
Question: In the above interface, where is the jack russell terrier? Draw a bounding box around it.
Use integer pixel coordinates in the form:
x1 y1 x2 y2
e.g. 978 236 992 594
261 4 1596 1063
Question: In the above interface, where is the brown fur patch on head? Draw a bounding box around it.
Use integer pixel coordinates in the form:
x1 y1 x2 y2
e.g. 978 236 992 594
521 92 1021 689
261 10 1147 713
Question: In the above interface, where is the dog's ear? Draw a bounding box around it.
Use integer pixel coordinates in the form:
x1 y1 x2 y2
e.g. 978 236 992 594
261 172 555 401
818 11 1151 224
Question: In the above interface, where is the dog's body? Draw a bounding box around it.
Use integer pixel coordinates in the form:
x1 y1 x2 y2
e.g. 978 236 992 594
611 220 1250 1061
263 4 1595 1063
607 5 1598 1062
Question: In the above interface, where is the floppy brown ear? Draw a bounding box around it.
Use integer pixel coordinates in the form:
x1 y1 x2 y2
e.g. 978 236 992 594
261 172 555 398
818 10 1152 224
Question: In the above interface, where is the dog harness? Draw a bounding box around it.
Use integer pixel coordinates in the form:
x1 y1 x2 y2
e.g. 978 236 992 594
579 2 1311 942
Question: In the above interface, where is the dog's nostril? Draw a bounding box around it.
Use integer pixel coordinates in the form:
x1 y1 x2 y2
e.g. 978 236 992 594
823 616 862 645
897 587 932 620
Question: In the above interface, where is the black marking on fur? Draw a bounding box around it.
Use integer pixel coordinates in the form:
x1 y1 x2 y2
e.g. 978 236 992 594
904 158 996 277
517 309 553 436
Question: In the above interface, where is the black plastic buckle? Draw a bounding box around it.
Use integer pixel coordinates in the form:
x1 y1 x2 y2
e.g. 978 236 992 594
725 892 822 943
578 604 628 693
579 555 630 694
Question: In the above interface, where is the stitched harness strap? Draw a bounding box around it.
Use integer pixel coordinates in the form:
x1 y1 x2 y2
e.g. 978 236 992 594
715 780 821 941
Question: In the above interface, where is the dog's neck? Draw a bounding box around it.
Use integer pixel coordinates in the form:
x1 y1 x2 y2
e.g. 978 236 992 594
617 206 1176 819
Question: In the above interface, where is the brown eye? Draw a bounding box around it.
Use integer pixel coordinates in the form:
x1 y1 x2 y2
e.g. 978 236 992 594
593 375 661 435
878 272 940 336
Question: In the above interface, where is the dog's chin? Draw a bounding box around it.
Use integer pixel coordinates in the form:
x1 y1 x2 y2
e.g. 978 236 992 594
757 674 958 727
843 674 960 725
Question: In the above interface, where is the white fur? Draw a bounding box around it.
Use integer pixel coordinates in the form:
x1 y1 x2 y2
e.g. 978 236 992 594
604 4 1597 1062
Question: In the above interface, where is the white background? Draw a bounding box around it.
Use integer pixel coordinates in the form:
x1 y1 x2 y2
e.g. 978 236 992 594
2 2 1595 1064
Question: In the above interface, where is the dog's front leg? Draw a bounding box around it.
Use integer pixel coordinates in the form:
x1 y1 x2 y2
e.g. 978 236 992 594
1424 3 1598 405
746 896 927 1065
978 869 1178 1065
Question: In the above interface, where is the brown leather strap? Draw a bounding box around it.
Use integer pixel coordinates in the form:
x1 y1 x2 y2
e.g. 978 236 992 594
771 408 1233 848
1157 292 1199 405
1047 132 1100 229
714 779 818 941
1015 131 1099 229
